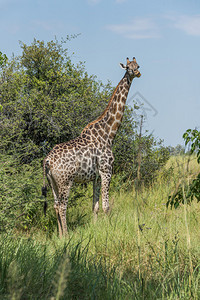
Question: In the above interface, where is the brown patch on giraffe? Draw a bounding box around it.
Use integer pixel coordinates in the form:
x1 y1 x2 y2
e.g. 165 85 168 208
121 96 126 104
109 131 115 139
118 103 122 111
124 83 129 89
103 133 108 141
115 88 119 95
86 135 91 141
96 148 100 156
104 112 109 122
94 123 100 130
116 95 121 103
69 149 75 155
67 145 74 150
92 128 98 137
107 115 115 126
85 151 90 158
99 142 104 148
97 135 103 143
98 129 104 137
104 124 110 133
116 112 122 121
112 122 119 132
89 124 94 129
112 102 117 114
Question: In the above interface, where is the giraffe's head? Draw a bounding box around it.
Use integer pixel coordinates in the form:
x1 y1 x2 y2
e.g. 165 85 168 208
120 57 141 78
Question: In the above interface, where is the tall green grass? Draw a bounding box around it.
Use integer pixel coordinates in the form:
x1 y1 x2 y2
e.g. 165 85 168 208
1 155 200 299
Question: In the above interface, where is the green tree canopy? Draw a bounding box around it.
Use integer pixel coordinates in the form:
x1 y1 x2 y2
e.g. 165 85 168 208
0 39 114 162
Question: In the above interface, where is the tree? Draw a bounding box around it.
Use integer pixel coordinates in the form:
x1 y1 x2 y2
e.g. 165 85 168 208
167 129 200 209
0 39 113 162
168 144 185 156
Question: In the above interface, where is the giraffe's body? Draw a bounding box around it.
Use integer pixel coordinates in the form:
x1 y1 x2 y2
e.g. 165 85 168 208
43 57 141 237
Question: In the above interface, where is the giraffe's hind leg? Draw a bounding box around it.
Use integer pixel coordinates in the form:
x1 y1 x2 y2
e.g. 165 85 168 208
56 180 73 237
54 202 62 238
46 172 63 237
47 169 72 237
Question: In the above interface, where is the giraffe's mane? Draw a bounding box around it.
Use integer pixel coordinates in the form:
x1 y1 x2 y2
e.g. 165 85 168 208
81 77 125 132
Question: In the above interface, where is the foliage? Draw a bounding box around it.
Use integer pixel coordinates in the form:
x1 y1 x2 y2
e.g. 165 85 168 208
167 129 200 209
0 154 49 232
184 129 200 162
0 38 113 163
168 144 185 156
0 51 7 68
134 134 170 184
113 118 170 185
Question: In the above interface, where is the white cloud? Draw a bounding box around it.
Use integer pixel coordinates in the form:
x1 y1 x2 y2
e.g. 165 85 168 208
171 15 200 36
107 17 160 39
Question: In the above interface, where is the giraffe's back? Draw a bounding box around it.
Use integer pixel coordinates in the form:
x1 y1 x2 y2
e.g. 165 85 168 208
45 136 103 184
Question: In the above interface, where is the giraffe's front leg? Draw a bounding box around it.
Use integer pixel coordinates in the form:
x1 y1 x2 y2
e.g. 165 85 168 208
99 150 114 214
93 176 101 221
99 170 112 214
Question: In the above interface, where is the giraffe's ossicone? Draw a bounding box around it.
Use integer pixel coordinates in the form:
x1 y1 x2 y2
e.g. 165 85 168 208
42 57 141 237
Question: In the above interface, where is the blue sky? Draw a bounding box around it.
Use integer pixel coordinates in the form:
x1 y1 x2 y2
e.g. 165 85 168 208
1 0 200 146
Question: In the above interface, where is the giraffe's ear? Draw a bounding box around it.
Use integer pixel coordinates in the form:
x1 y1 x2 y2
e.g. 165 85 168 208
119 63 127 69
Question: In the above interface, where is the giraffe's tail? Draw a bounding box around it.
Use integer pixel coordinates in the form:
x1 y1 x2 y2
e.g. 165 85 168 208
42 158 48 216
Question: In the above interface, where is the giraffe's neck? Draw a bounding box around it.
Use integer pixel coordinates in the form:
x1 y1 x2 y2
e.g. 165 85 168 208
82 73 133 145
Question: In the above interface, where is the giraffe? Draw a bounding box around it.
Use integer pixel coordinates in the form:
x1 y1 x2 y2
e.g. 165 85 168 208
42 57 141 237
